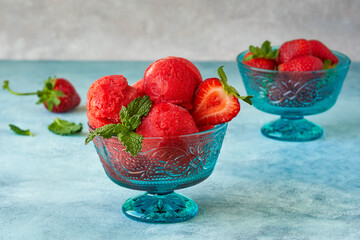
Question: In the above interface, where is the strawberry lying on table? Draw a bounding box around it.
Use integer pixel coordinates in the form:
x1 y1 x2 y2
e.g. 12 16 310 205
3 76 80 113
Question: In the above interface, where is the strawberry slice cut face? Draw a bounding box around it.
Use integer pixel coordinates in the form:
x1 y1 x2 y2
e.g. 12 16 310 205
191 66 253 127
192 78 240 126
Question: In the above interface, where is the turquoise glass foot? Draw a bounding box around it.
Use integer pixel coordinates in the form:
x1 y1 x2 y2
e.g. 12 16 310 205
261 117 323 141
122 191 198 223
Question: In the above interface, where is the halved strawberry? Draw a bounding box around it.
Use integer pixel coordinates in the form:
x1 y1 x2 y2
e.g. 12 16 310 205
191 66 252 127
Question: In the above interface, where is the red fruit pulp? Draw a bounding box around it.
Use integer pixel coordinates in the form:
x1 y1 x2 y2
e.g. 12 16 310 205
191 78 240 127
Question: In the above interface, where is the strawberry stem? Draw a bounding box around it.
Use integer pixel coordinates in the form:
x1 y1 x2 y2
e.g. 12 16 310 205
247 40 278 60
3 80 38 96
217 66 253 105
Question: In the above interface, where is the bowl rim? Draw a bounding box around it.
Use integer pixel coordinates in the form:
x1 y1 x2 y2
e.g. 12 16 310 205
88 122 228 140
236 49 351 74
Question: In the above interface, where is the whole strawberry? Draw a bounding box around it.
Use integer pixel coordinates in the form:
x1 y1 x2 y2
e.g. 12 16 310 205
279 39 311 63
309 39 339 65
3 77 80 113
191 66 252 127
243 40 278 70
278 56 323 72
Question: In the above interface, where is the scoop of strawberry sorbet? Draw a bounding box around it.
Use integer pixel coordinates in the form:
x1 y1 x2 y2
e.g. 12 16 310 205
144 56 202 110
132 78 145 96
87 75 140 128
136 102 199 137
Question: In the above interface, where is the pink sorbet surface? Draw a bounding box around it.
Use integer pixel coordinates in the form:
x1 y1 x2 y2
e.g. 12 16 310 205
132 78 145 96
86 75 140 128
144 56 202 110
136 102 199 137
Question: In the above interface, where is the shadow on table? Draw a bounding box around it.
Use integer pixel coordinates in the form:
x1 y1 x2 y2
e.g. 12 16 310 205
320 117 360 140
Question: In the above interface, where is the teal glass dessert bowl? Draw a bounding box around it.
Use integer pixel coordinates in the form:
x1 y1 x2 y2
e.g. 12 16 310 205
236 50 351 141
90 123 227 223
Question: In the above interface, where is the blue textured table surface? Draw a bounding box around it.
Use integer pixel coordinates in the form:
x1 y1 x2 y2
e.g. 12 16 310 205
0 61 359 240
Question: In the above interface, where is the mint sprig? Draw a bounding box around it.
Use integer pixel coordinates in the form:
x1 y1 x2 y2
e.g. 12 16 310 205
217 66 253 105
9 124 34 136
48 118 82 135
85 96 152 157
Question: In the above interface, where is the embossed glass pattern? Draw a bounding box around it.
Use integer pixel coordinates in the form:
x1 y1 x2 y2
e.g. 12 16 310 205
91 123 227 223
237 50 350 141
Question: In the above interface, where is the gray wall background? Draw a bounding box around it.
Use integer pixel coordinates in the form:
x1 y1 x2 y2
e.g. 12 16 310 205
0 0 359 61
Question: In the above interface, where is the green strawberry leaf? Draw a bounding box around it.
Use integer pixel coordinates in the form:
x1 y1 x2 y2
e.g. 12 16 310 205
85 96 152 156
249 45 257 54
238 95 253 105
244 54 254 61
3 77 65 112
48 118 82 135
36 77 65 111
217 66 228 83
9 124 34 136
322 59 337 70
246 40 278 60
217 66 253 105
261 40 270 54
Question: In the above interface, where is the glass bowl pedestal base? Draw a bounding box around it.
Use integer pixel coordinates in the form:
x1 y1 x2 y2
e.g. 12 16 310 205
261 115 323 141
122 191 198 223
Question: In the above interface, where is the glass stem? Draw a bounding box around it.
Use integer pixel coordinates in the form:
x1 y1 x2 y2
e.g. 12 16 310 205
281 115 304 120
147 191 174 196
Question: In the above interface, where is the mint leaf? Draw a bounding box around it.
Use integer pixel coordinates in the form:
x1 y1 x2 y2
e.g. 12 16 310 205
48 118 82 135
117 131 143 156
126 95 152 118
85 123 121 144
85 95 152 156
9 124 34 136
120 96 152 130
217 66 253 105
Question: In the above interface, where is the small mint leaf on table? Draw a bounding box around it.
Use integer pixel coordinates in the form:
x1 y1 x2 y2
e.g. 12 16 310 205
48 118 82 135
9 124 34 136
85 96 152 157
